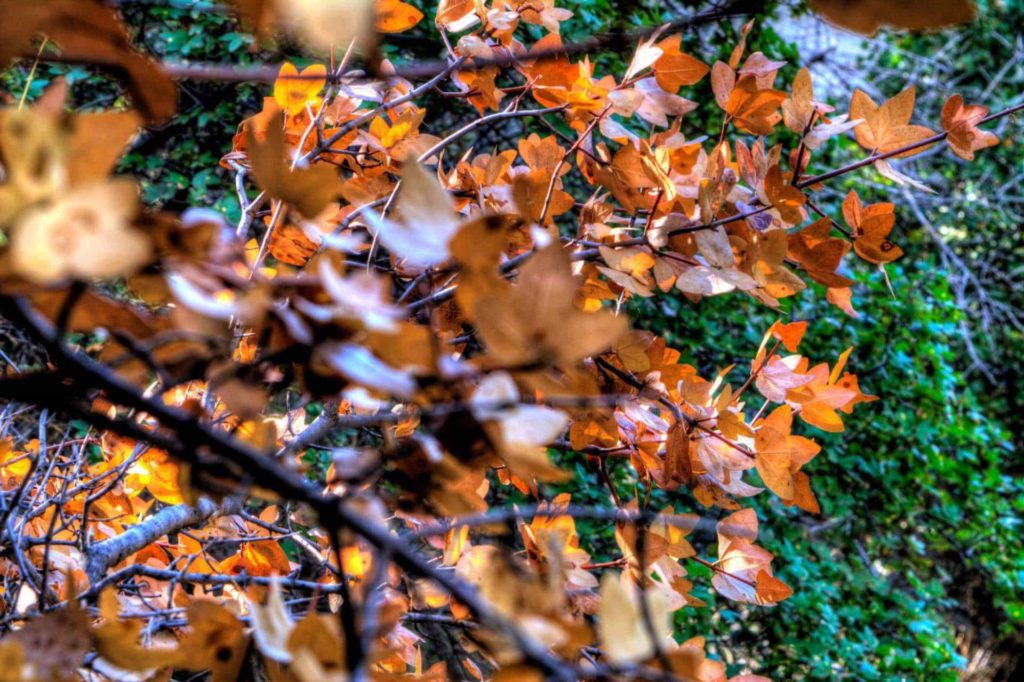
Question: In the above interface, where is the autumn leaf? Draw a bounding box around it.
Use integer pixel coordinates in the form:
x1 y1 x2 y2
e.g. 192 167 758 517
782 66 814 133
810 0 975 35
8 179 151 285
368 160 461 268
472 244 630 366
713 509 791 605
724 75 786 135
376 0 424 32
755 355 813 404
941 94 999 161
598 572 672 663
768 320 808 353
842 189 903 264
653 35 709 93
849 86 935 156
764 164 806 226
787 217 855 287
755 405 820 500
273 62 327 116
246 111 338 218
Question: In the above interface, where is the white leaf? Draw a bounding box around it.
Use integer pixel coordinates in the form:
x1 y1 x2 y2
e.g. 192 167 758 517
283 0 375 52
248 580 294 663
369 162 461 268
803 114 863 150
318 342 417 399
873 159 935 194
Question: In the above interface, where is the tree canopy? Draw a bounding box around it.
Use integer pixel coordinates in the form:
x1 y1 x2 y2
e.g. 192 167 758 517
0 0 1020 680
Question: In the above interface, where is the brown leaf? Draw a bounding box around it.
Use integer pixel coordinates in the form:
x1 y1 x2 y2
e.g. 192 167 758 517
66 110 143 186
842 189 903 264
787 217 854 287
810 0 975 35
849 87 936 156
941 93 998 161
246 111 338 218
472 244 629 366
9 602 92 681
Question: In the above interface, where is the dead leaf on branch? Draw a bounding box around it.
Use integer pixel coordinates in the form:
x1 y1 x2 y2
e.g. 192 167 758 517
471 244 629 367
941 93 999 161
246 111 338 219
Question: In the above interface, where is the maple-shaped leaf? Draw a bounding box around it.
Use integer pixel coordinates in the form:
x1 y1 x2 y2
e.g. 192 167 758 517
941 94 999 161
472 244 629 366
725 75 786 135
810 0 975 35
764 164 806 226
786 351 863 433
768 320 808 353
849 87 935 155
754 404 820 500
598 245 657 298
9 179 152 285
712 508 791 605
246 111 337 218
272 62 326 116
787 217 855 287
842 189 903 264
755 355 814 404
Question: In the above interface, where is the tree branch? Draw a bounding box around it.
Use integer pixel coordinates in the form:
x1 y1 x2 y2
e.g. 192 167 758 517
84 497 242 584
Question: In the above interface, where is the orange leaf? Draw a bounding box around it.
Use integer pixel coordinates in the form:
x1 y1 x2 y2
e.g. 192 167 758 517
849 86 935 155
376 0 424 33
653 35 709 93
